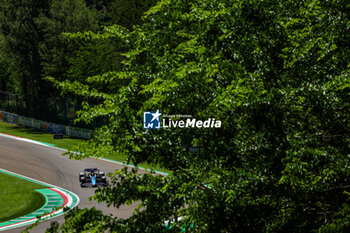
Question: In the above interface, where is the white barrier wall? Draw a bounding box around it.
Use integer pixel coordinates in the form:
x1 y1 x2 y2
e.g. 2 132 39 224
0 110 93 139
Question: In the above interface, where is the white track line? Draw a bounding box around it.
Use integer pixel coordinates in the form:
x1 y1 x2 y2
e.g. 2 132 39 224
0 132 168 175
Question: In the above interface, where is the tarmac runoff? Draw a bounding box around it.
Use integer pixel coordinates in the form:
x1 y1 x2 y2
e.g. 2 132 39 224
0 169 79 232
0 131 168 231
0 132 169 176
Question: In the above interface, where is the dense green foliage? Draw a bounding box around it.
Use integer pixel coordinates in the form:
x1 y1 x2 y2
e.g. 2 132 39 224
0 0 95 122
0 0 154 125
107 0 158 29
36 0 99 79
0 0 349 232
0 0 50 115
42 0 350 232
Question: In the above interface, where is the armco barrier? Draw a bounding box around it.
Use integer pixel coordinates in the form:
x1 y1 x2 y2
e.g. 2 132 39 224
32 119 42 130
18 116 34 128
65 125 92 139
2 111 18 124
47 122 65 134
0 110 92 139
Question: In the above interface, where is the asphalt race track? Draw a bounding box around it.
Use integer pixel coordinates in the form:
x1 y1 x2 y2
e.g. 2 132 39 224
0 135 141 232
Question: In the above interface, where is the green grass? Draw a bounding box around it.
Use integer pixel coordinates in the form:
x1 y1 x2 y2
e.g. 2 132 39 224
0 173 46 222
0 121 83 150
0 121 169 173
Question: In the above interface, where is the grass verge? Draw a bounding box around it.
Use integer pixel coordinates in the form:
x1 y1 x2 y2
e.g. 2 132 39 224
0 121 83 150
0 172 46 222
0 121 169 173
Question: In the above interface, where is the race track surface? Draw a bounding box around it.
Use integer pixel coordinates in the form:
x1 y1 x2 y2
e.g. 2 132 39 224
0 135 140 232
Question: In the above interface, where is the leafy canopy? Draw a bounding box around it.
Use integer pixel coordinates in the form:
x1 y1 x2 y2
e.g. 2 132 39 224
46 0 350 232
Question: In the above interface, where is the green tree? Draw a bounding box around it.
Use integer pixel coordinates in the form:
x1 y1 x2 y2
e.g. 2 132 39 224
33 0 100 124
0 34 13 92
107 0 158 29
46 0 350 232
0 0 102 123
0 0 51 116
36 0 99 80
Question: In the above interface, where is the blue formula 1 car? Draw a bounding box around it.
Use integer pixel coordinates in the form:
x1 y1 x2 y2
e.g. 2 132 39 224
79 168 107 187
